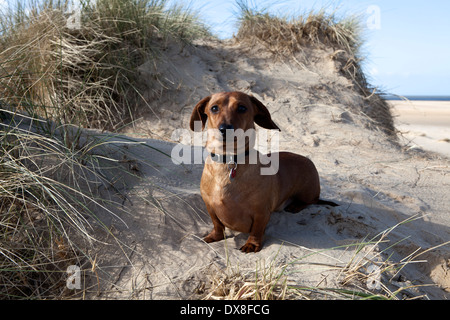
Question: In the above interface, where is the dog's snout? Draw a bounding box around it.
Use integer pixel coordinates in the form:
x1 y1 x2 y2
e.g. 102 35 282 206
218 123 234 139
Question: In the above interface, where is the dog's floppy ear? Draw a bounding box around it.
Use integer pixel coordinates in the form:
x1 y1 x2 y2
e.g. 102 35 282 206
250 96 281 131
190 95 210 131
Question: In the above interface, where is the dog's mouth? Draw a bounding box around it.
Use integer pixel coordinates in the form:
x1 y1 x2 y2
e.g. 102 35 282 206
219 129 236 142
206 128 255 155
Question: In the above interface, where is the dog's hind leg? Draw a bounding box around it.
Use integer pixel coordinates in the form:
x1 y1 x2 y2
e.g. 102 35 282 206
283 198 309 213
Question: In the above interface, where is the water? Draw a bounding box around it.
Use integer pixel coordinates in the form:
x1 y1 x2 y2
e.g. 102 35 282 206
382 95 450 101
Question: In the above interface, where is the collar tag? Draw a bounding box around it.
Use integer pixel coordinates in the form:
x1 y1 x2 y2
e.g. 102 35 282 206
227 160 237 180
229 167 237 180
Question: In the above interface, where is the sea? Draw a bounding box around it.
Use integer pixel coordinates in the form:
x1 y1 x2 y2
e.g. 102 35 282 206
382 95 450 101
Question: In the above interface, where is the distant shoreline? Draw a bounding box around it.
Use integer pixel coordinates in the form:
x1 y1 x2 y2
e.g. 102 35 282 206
383 95 450 101
390 100 450 157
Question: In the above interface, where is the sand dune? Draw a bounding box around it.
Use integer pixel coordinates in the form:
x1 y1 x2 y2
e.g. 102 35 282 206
74 39 450 300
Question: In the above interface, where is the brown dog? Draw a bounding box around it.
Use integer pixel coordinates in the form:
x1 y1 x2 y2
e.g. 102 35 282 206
190 91 336 253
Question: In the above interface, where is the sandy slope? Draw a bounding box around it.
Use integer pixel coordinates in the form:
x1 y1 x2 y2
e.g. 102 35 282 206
82 39 450 299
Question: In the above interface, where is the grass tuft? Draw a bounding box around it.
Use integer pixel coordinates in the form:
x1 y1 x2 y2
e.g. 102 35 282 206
235 1 362 57
0 0 210 131
0 115 123 298
204 258 290 300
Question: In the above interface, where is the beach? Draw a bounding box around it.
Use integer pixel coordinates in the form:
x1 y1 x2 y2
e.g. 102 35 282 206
391 100 450 157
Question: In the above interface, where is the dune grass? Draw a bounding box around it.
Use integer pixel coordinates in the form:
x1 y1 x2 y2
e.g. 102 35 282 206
0 0 209 131
235 0 363 58
0 114 127 298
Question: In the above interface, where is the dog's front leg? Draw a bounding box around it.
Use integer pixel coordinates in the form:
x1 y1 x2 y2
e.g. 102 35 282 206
203 204 225 243
240 212 270 253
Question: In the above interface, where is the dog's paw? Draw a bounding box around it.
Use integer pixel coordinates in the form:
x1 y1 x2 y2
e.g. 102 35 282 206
203 235 217 243
240 242 261 253
203 231 224 243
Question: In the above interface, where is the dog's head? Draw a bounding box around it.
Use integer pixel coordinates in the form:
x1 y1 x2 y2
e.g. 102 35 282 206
189 92 280 154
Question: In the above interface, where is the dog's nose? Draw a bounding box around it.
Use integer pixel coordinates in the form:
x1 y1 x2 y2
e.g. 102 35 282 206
218 123 234 139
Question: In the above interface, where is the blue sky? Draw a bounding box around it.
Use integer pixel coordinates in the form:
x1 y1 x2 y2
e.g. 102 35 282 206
175 0 450 96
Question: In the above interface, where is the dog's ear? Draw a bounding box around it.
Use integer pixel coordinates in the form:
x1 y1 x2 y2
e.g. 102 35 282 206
190 95 210 131
250 96 281 131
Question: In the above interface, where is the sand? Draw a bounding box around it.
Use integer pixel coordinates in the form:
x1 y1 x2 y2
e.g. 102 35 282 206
69 39 450 300
391 100 450 157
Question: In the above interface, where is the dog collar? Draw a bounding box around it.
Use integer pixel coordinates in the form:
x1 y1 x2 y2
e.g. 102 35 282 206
209 150 250 181
209 150 250 164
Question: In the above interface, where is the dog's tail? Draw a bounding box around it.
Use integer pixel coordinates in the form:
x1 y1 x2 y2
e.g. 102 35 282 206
316 199 339 207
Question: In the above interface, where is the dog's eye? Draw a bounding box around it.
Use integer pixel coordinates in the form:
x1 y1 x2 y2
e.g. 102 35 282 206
237 105 247 113
210 105 219 113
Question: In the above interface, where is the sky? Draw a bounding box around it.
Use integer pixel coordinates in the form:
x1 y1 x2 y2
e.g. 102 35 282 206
173 0 450 96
